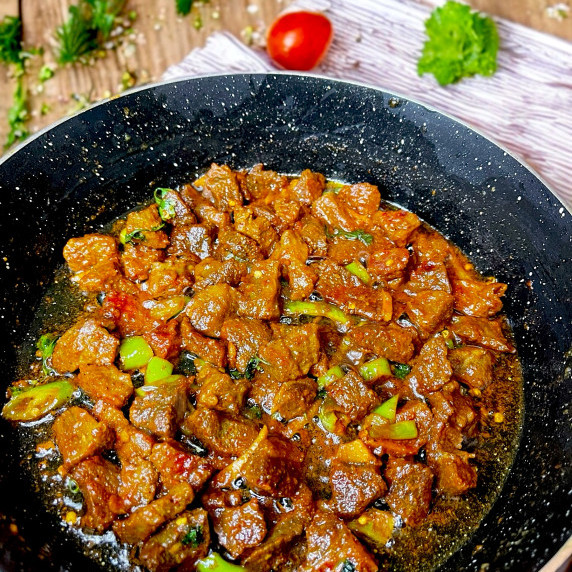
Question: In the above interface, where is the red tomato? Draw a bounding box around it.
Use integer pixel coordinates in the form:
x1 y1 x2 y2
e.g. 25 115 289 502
266 11 333 71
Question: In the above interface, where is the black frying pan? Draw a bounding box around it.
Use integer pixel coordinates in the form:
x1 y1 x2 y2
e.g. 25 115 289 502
0 74 570 571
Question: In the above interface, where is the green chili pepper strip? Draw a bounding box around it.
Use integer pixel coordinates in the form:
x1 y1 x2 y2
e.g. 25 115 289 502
154 188 177 221
345 260 371 285
119 336 154 370
318 397 339 433
317 365 344 388
2 380 75 422
359 357 391 382
284 300 350 325
368 419 418 440
37 332 59 375
348 508 395 546
144 356 173 384
372 394 399 422
196 552 246 571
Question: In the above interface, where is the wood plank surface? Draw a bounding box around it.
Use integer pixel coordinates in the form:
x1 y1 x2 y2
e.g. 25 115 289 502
0 0 570 154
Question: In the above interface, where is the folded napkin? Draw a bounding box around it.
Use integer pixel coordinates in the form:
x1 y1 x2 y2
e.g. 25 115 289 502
164 0 572 210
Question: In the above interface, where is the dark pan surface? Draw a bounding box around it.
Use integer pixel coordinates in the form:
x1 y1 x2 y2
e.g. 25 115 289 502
0 73 570 571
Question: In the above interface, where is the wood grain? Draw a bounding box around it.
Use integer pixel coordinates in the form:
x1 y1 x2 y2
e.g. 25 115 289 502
0 0 570 153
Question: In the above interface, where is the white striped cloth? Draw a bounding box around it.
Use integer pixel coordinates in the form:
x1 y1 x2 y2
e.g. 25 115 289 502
164 0 572 210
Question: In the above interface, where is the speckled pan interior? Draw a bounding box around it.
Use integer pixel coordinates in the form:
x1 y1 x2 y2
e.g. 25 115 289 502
0 73 570 571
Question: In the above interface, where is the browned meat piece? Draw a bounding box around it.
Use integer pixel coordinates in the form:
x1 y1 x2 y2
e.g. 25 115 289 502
242 484 314 571
314 259 392 322
408 335 452 395
193 257 247 291
364 399 433 458
182 407 259 457
327 237 368 266
144 319 181 360
249 372 283 414
214 499 267 559
196 364 249 415
384 458 434 526
329 460 386 518
337 182 381 215
311 192 361 232
138 508 210 572
99 291 157 337
428 449 477 497
180 317 227 368
288 169 325 205
271 195 303 234
214 430 304 499
272 378 318 420
113 482 195 544
237 260 281 320
367 247 410 281
145 258 193 299
242 164 288 201
220 317 271 372
53 406 114 469
123 204 169 249
348 322 416 363
410 227 452 264
70 456 122 532
52 318 119 373
76 364 133 408
370 209 421 247
129 380 188 439
160 188 198 226
301 511 378 572
259 324 320 383
118 457 158 511
270 230 317 300
404 261 451 294
150 441 213 491
194 163 244 212
121 243 165 282
449 315 515 352
405 290 454 339
186 283 237 337
215 228 264 263
451 278 507 317
179 184 231 229
233 205 279 256
168 224 214 260
296 215 329 257
449 346 494 390
328 371 377 421
63 233 119 292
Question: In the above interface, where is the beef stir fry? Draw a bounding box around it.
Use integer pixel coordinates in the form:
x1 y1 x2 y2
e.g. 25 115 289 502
3 164 518 571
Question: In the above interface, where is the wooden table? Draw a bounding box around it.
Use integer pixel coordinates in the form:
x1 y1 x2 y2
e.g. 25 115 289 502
0 0 570 153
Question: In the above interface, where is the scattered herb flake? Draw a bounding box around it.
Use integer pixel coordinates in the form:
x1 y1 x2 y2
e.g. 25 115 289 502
392 362 411 380
181 525 203 547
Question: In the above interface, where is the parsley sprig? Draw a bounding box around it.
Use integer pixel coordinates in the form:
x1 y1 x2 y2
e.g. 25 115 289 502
418 0 499 86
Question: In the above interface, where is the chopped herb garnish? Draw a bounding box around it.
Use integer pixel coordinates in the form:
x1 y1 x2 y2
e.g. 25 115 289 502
329 228 374 246
176 0 194 16
154 188 177 221
228 369 242 380
178 351 198 375
392 362 411 379
37 333 59 376
181 525 203 547
119 223 164 245
244 357 260 380
316 387 327 400
340 559 357 572
56 0 128 65
243 402 262 420
418 0 499 86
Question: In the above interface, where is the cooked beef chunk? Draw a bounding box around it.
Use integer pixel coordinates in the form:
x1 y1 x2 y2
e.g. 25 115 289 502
370 209 421 247
215 228 263 263
186 283 237 337
271 378 318 420
405 290 455 339
329 460 386 518
196 363 249 415
118 457 158 511
123 204 169 249
121 243 165 282
180 317 227 368
337 182 381 215
130 380 188 439
137 508 210 572
449 346 494 390
194 163 244 212
193 257 247 290
288 169 325 205
52 318 119 373
242 164 288 201
181 407 259 457
149 441 213 492
63 233 119 292
449 315 515 352
71 456 122 532
408 335 453 395
233 205 279 256
76 364 133 408
53 406 114 468
328 371 377 421
237 260 281 320
213 499 267 559
220 317 271 372
113 482 195 544
301 511 378 572
384 458 434 526
347 322 416 364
